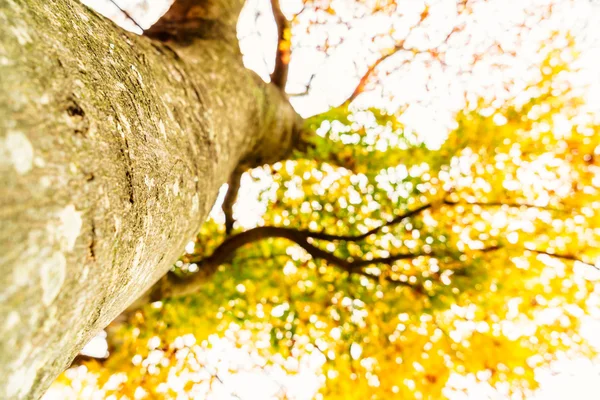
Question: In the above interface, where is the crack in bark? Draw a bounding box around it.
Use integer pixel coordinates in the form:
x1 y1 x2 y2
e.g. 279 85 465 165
65 95 89 136
88 219 97 261
109 104 136 206
120 141 135 206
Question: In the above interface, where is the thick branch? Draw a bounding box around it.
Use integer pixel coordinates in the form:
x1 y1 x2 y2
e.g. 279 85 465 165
147 204 432 299
155 225 426 299
154 223 501 300
144 0 245 43
151 195 582 300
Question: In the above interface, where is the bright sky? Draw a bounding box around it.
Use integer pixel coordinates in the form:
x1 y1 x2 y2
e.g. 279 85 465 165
43 0 600 399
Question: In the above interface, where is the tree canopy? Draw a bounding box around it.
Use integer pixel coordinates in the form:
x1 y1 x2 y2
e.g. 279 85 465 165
47 0 600 399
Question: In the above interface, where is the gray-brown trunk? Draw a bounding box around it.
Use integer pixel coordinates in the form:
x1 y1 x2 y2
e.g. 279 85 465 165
0 0 298 398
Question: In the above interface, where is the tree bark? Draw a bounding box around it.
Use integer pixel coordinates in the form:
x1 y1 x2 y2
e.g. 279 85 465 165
0 0 300 398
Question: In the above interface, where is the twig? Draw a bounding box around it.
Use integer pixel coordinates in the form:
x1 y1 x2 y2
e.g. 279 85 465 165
108 0 144 31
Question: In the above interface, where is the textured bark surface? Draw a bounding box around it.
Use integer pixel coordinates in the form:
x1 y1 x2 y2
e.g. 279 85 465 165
0 0 299 398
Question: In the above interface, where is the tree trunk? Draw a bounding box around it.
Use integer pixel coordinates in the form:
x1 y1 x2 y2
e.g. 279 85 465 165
0 0 299 398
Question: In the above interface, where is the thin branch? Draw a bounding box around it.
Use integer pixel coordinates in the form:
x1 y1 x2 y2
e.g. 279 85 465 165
343 16 462 105
527 249 599 270
270 0 290 90
361 245 501 289
443 199 569 213
346 42 407 104
288 72 317 97
108 0 144 31
291 235 419 272
223 168 243 235
300 203 432 242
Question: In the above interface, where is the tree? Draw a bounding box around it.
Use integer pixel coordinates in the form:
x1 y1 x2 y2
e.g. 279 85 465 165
1 0 598 399
0 0 298 398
